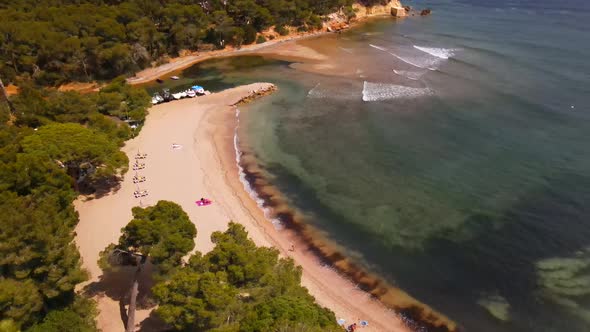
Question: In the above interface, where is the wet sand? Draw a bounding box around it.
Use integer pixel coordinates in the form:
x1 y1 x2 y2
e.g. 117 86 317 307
74 83 409 331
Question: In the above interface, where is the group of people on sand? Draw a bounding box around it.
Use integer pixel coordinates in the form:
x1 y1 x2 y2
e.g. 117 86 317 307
339 319 368 331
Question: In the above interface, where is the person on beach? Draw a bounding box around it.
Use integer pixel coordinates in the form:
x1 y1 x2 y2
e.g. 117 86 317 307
288 242 295 252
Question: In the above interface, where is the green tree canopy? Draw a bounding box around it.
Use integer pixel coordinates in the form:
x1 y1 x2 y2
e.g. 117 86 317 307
21 123 128 184
27 297 98 332
0 192 88 330
103 200 197 278
153 222 340 332
98 201 197 331
0 279 43 329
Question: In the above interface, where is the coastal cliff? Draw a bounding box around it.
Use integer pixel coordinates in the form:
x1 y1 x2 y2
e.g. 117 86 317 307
353 0 407 18
325 0 406 32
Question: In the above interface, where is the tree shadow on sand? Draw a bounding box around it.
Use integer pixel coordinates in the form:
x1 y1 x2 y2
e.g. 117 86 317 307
83 262 157 330
79 175 123 199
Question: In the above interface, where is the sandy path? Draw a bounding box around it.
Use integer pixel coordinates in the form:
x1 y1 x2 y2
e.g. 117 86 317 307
74 83 409 332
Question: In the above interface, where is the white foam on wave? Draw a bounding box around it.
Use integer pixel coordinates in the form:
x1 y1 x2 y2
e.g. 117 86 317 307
413 45 457 59
362 81 434 101
390 52 438 70
233 108 283 230
307 83 323 98
307 82 360 100
370 43 456 71
393 69 424 81
369 44 388 52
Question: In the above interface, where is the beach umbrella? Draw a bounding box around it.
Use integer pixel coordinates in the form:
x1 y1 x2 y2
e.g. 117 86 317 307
337 318 346 326
359 320 369 327
191 85 204 90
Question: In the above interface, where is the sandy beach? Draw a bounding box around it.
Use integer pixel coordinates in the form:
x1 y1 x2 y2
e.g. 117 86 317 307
74 83 410 332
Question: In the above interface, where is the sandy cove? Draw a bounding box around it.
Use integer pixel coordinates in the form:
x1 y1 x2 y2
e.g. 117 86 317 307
126 4 405 86
126 32 331 86
74 83 409 332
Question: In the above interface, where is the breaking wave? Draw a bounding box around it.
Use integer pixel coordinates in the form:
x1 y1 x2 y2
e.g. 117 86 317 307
390 52 438 70
370 43 456 71
369 44 388 52
393 69 424 81
413 46 457 59
362 81 434 101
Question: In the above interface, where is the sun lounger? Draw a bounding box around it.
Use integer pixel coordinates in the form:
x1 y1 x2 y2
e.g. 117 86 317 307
133 176 146 183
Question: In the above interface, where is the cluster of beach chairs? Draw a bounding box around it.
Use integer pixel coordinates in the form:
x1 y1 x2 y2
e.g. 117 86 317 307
133 151 149 199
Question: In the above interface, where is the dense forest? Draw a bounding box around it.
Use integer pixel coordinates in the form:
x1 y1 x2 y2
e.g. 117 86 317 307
0 79 147 331
0 0 371 85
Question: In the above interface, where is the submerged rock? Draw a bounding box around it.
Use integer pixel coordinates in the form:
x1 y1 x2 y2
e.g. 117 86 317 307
535 249 590 323
477 294 511 321
420 9 432 16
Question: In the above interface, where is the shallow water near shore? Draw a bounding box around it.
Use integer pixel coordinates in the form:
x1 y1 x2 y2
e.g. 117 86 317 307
166 0 590 331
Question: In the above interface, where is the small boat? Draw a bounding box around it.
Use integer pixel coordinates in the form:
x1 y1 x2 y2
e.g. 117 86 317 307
152 93 164 104
172 92 182 100
186 89 196 98
162 88 172 102
191 85 205 95
171 76 180 80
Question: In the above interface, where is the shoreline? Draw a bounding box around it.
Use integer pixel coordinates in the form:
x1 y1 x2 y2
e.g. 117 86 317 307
126 13 399 86
74 83 410 331
235 126 458 332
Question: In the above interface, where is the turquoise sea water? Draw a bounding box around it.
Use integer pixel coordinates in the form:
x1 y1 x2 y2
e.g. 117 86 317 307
157 1 590 330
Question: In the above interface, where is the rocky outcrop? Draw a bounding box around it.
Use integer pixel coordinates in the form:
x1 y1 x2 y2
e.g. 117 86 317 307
391 6 407 18
232 84 277 106
324 1 405 32
327 21 350 32
353 0 406 18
